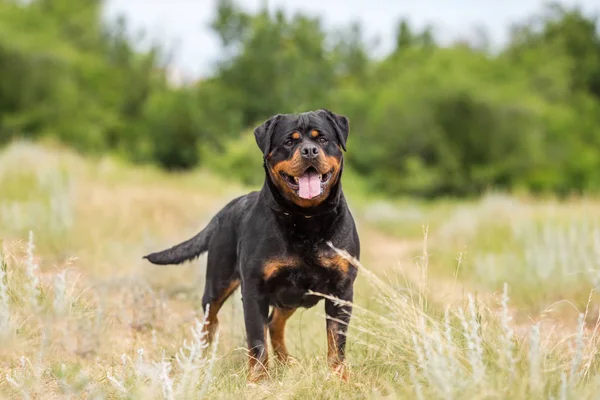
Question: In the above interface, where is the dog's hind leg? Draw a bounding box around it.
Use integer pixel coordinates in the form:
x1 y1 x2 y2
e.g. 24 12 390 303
202 278 240 343
201 234 239 344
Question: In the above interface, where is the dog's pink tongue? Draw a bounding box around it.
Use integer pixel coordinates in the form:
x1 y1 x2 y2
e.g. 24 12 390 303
298 170 321 199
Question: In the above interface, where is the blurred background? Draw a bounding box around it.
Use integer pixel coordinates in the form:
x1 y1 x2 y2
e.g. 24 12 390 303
3 0 600 198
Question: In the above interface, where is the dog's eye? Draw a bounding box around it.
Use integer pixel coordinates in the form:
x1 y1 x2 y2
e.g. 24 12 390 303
318 137 328 145
284 139 294 147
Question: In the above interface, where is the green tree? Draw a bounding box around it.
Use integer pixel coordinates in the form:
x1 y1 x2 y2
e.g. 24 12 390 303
208 1 337 126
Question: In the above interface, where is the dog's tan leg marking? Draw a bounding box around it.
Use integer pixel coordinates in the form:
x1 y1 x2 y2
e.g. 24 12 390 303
269 307 297 362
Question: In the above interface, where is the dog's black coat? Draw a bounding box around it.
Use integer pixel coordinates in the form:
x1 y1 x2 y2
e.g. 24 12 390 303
144 109 360 379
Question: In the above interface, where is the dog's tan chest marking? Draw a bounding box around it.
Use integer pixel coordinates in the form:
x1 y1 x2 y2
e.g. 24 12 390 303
317 253 351 274
263 253 351 280
263 257 299 280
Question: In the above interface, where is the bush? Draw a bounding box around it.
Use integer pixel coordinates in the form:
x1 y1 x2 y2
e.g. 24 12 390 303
201 130 265 187
350 48 545 197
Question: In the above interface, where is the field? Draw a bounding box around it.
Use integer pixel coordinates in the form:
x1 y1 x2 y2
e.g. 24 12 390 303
1 141 600 399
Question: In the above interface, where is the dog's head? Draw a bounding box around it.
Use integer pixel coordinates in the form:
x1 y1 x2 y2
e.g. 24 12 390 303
254 109 350 208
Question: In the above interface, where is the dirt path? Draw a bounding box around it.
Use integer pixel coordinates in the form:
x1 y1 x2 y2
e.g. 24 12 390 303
360 226 475 307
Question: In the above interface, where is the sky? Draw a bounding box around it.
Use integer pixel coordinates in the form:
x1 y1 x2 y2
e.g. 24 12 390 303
104 0 600 80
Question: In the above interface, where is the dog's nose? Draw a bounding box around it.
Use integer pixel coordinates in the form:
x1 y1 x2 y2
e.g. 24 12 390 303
300 144 319 160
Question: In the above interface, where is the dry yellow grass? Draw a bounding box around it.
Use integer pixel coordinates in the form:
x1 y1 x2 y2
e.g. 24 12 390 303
1 141 600 399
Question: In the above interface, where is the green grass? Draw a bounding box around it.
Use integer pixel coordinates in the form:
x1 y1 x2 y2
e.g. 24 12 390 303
1 141 600 399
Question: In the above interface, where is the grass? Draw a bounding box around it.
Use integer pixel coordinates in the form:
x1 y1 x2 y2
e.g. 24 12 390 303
414 194 600 312
0 141 600 399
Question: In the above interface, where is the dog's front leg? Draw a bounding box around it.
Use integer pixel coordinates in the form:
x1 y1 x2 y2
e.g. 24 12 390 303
325 285 353 381
242 279 270 383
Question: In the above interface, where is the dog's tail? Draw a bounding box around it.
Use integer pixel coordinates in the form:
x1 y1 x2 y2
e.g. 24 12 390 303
143 217 219 265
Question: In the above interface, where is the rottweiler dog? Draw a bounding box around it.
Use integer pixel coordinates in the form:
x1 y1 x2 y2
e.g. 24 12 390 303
143 109 360 382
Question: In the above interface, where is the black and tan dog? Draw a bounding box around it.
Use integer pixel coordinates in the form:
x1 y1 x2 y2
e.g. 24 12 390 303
143 109 360 382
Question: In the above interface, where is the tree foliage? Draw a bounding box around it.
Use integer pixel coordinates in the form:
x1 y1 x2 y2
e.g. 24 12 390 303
1 0 600 196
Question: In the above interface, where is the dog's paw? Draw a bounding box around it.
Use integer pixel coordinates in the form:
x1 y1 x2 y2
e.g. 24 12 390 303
327 362 350 382
276 353 299 366
247 365 270 384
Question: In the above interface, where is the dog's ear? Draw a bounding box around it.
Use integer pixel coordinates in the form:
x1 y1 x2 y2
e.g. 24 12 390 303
319 109 350 151
254 114 282 159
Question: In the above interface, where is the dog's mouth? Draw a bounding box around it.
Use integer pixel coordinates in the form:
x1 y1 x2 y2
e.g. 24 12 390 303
280 166 333 199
